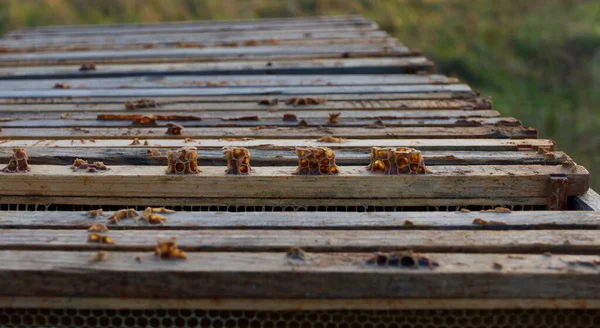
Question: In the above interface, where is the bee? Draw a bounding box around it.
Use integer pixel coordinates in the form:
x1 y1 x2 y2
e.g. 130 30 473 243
155 237 187 259
107 209 139 224
88 223 109 232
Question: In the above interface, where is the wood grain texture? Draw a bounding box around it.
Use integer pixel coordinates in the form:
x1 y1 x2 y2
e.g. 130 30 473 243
0 196 550 207
9 16 376 37
0 100 493 114
0 29 392 52
0 92 476 104
0 84 470 98
0 138 556 151
0 165 588 199
0 57 434 79
0 46 421 67
0 74 458 90
0 117 519 129
0 210 598 230
0 230 598 252
0 125 537 139
571 189 600 211
0 148 568 166
0 251 599 298
4 297 600 310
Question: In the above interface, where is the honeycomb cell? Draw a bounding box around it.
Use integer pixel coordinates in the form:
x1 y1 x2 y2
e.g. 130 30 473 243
367 147 430 175
223 147 251 175
293 147 339 175
2 148 30 173
167 147 201 174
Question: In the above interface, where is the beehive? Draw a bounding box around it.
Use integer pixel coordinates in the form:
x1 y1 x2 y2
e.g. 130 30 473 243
0 14 597 328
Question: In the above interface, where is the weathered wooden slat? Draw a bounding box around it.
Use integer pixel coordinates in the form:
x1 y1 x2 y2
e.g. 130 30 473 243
0 117 517 129
0 110 499 123
0 195 551 207
0 165 588 199
0 92 476 104
0 148 569 166
0 230 598 253
1 251 599 299
9 16 376 37
0 125 537 139
0 85 469 99
8 15 372 32
0 45 420 67
0 99 491 113
0 35 394 53
11 15 370 30
5 297 600 310
0 138 555 151
0 74 458 90
0 57 434 79
0 211 597 230
571 189 600 211
1 29 391 50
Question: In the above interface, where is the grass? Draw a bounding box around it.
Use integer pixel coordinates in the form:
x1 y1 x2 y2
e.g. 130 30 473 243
0 0 599 189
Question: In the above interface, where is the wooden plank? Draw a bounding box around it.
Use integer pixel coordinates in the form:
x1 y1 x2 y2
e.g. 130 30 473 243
0 109 500 121
0 165 588 199
0 126 537 139
0 195 551 207
0 92 476 104
571 189 600 211
0 148 569 166
0 98 492 112
0 85 469 98
0 138 556 151
10 15 370 31
2 297 600 310
0 117 518 129
0 37 395 54
8 16 376 37
0 45 420 67
1 251 599 299
0 34 394 53
0 74 458 90
0 211 597 230
0 57 434 79
0 230 598 253
8 15 372 33
0 29 391 49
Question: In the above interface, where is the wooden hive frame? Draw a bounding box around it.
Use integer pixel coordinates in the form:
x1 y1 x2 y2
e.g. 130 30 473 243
0 14 598 327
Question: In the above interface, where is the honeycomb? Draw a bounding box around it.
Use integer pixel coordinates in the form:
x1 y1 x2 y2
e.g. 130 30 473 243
0 308 598 328
367 147 430 175
71 159 108 173
131 115 158 126
2 148 30 173
293 147 339 175
166 122 184 135
223 147 251 175
166 147 200 174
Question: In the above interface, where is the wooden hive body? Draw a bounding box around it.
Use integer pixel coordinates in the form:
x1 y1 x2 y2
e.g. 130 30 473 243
0 14 598 327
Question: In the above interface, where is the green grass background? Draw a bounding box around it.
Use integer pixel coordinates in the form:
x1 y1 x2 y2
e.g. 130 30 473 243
1 0 598 190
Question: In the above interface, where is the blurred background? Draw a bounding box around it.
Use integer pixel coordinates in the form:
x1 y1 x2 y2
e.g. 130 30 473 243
0 0 598 189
